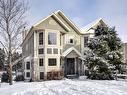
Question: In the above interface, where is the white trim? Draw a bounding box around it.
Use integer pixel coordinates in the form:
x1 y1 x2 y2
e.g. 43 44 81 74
57 10 82 34
62 47 81 57
53 13 70 31
33 12 70 32
33 14 53 27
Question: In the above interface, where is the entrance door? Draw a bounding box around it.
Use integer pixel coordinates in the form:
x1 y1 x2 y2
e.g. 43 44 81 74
67 58 75 75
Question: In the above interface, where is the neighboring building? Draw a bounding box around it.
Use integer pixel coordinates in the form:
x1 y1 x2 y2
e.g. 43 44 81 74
121 43 127 73
22 10 106 81
121 43 127 63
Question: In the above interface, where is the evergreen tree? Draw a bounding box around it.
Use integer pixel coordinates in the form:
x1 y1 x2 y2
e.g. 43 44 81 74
84 26 123 80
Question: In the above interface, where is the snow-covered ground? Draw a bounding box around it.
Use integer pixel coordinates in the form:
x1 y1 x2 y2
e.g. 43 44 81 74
0 79 127 95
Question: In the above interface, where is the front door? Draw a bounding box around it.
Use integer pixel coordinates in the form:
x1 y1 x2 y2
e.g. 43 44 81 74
67 58 75 75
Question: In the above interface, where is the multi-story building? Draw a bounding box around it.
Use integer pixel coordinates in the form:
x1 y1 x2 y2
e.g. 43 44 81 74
22 10 106 81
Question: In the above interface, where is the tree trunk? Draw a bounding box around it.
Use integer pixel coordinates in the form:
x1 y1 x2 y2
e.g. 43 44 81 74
8 34 12 85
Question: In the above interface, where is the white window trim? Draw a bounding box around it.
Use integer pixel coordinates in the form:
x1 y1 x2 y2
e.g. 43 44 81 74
65 34 75 45
48 32 57 46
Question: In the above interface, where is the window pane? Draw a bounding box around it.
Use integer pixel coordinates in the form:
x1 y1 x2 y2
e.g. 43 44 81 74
70 39 73 44
39 58 43 66
48 58 57 66
84 36 89 47
47 48 52 54
40 72 44 79
53 48 58 54
48 33 56 45
26 62 30 70
39 32 43 45
39 48 44 54
26 72 30 77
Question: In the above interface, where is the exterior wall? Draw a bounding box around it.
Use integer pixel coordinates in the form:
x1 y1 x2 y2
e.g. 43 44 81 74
121 43 127 63
62 32 81 53
22 33 34 57
22 32 34 80
81 32 94 55
32 29 62 80
35 16 65 32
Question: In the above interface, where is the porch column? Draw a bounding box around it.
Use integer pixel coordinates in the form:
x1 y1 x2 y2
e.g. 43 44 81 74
82 60 85 75
76 57 79 76
64 57 67 76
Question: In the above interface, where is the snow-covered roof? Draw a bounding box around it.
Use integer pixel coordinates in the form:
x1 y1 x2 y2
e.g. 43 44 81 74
81 18 106 34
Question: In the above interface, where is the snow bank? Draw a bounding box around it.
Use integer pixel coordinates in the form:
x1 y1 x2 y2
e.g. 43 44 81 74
0 79 127 95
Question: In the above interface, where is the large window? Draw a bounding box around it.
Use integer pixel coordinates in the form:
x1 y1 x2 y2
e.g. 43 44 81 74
39 32 43 45
48 58 57 66
39 48 44 54
39 58 43 66
48 33 56 45
26 62 30 70
84 36 89 47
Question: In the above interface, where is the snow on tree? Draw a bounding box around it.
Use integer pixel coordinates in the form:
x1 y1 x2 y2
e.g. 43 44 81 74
84 26 123 80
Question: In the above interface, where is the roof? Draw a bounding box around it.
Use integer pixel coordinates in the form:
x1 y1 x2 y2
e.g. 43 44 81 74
81 18 107 34
22 10 82 45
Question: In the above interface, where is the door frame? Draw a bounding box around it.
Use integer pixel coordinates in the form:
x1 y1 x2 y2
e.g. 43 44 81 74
66 58 76 75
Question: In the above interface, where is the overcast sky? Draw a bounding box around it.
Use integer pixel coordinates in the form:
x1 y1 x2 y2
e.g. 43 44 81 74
27 0 127 42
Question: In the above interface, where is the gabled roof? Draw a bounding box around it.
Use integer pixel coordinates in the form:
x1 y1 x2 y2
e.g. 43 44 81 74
81 18 107 34
62 47 81 57
33 12 70 32
22 10 83 44
56 10 82 34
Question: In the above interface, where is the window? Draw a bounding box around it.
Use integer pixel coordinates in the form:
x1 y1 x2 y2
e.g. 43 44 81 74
53 48 58 54
48 33 56 45
47 48 52 54
84 36 89 47
48 58 57 66
39 48 44 54
26 62 30 70
40 72 44 79
66 35 74 44
39 58 43 66
39 32 43 45
69 39 74 44
26 72 30 77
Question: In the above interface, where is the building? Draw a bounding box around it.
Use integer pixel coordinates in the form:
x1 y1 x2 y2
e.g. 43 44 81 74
121 43 127 73
22 10 106 81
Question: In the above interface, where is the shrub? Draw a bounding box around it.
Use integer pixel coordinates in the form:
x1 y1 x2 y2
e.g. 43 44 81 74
1 73 9 82
15 75 24 81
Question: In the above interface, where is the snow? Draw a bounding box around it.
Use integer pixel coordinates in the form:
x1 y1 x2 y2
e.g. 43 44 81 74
0 79 127 95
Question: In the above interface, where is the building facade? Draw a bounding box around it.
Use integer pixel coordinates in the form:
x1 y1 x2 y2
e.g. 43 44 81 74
22 10 106 81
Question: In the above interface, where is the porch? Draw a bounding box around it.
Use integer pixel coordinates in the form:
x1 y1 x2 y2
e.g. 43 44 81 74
62 47 84 78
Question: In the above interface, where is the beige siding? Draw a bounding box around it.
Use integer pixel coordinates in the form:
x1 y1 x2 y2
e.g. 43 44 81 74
22 33 34 57
35 16 65 32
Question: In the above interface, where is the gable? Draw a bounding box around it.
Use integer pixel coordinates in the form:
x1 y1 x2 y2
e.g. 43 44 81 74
55 12 81 35
34 16 67 32
81 18 107 34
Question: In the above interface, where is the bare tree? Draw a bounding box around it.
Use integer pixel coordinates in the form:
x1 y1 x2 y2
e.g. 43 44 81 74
0 0 28 85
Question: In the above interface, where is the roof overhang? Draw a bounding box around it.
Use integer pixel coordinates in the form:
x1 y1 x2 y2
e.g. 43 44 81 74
62 47 81 57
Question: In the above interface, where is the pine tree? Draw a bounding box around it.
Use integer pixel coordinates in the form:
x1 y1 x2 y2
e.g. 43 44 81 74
84 26 123 80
